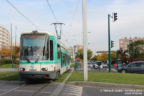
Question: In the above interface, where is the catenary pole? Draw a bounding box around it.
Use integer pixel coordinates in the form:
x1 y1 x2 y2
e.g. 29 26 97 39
108 14 111 72
82 0 88 81
10 24 14 68
15 26 17 61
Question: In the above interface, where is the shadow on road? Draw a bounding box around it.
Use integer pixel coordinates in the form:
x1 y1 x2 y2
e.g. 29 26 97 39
24 79 53 85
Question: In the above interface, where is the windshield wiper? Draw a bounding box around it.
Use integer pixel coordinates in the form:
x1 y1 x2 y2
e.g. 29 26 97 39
25 57 31 63
35 56 40 63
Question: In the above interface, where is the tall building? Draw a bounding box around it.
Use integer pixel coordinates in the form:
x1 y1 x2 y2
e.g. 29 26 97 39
0 26 10 49
119 37 144 51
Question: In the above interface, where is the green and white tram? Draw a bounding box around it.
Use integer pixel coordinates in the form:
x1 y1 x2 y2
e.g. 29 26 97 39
19 31 70 80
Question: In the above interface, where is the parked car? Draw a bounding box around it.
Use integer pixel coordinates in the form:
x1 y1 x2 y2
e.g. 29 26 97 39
118 61 144 73
101 63 108 68
88 63 93 68
93 64 98 69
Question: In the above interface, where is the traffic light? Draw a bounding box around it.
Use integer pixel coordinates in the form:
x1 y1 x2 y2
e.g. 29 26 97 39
113 13 117 21
111 40 114 48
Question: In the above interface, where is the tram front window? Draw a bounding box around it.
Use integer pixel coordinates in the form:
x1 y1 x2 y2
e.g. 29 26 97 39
21 34 47 61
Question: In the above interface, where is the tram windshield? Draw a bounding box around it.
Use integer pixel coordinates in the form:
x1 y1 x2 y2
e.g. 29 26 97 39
20 34 47 61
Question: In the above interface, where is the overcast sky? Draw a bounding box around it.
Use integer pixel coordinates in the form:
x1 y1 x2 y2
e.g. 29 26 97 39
0 0 144 53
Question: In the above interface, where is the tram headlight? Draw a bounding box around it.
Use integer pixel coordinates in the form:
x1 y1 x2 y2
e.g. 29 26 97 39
41 68 48 71
46 68 48 71
20 68 25 71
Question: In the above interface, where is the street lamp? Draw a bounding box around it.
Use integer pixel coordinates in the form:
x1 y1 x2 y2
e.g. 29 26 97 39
82 0 88 81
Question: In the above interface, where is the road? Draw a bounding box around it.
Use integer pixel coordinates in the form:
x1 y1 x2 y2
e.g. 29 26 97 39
0 68 143 96
0 81 143 96
83 86 143 96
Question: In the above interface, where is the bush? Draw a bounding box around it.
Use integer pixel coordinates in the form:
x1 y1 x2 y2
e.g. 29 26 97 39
0 59 12 65
0 59 19 65
14 60 19 64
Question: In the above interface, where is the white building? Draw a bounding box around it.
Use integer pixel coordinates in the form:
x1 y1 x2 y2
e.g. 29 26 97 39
0 26 10 49
68 46 75 59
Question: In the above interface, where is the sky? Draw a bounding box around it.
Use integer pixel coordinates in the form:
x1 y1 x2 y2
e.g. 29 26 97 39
0 0 144 53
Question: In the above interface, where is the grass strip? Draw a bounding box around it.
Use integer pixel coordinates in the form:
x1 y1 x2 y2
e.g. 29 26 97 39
0 64 12 68
68 72 144 85
0 64 18 68
0 72 19 81
55 72 69 82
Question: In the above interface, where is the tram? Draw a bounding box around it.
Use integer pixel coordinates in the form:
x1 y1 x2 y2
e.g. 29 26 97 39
19 31 70 80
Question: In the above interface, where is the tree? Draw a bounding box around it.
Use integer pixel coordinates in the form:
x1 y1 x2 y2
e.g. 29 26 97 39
77 49 83 60
87 49 93 60
96 51 117 62
111 51 116 61
91 55 97 60
77 48 93 60
0 48 11 57
0 46 20 58
119 50 128 63
97 53 108 62
128 40 144 59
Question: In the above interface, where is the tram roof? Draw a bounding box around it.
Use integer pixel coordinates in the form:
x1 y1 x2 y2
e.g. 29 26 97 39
21 31 69 52
21 31 56 37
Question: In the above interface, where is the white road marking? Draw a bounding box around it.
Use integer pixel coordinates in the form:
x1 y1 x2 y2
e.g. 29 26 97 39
15 90 34 93
50 68 74 96
62 68 74 83
61 85 83 96
40 91 51 94
0 86 19 96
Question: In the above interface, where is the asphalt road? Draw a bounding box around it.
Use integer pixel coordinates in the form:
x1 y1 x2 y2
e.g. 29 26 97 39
83 86 144 96
0 81 143 96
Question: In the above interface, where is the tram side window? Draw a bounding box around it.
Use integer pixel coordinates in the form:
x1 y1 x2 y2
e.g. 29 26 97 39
68 56 70 65
65 54 67 65
63 55 65 65
50 40 53 60
47 39 49 60
57 44 61 59
61 54 63 67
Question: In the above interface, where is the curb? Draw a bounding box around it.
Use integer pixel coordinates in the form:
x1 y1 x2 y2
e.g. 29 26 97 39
68 81 144 90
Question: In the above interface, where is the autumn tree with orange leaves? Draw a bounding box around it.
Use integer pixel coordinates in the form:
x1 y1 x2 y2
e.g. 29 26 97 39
0 47 20 58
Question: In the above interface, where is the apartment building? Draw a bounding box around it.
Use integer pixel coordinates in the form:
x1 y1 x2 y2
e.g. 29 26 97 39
119 37 144 51
0 26 10 49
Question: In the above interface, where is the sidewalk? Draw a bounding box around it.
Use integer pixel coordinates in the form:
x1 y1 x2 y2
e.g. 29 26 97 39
0 68 18 72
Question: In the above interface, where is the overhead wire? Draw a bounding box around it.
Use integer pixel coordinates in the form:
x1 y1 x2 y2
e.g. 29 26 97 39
67 0 81 44
6 0 38 30
46 0 58 22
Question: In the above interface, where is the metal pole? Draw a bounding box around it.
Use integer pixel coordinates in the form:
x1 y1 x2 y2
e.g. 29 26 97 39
15 26 17 61
10 24 14 68
116 50 119 70
108 14 111 72
83 0 88 81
